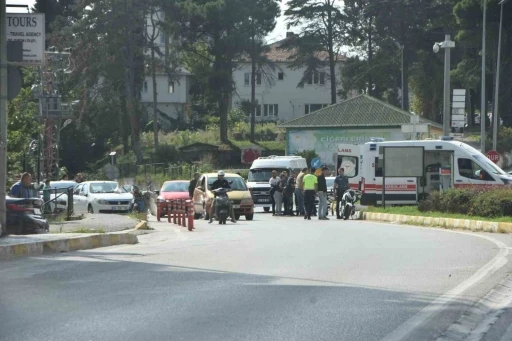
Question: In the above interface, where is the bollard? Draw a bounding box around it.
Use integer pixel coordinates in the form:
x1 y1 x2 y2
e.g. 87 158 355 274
167 201 172 223
173 200 177 224
183 200 188 228
177 199 182 226
187 200 194 231
180 199 185 227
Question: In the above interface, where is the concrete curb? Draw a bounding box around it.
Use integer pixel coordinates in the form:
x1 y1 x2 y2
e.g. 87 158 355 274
360 212 512 233
0 231 138 260
134 221 148 230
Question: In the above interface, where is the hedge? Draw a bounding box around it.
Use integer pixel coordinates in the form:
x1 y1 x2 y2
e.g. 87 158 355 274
418 187 512 218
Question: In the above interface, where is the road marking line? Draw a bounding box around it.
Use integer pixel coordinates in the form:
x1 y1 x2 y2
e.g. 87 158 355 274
379 226 509 341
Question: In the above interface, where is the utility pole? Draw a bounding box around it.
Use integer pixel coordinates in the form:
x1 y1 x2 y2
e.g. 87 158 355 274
493 0 509 151
0 0 8 235
433 35 455 136
481 0 487 153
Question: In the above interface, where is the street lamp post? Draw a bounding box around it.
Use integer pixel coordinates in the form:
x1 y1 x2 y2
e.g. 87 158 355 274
433 35 455 137
394 42 405 110
481 0 487 152
492 0 509 151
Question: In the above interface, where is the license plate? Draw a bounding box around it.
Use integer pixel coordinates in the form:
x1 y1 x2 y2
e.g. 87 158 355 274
232 205 240 209
112 206 126 211
34 208 41 215
259 199 270 202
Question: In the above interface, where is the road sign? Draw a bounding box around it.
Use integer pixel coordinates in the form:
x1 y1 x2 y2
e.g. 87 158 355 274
311 157 321 169
486 150 500 164
401 124 429 133
6 13 45 66
451 121 465 128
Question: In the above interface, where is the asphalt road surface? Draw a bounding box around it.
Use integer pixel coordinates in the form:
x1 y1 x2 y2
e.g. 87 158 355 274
1 210 511 341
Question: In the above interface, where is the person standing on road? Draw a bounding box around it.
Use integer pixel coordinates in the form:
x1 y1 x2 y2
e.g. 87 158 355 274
302 169 317 220
317 166 329 220
295 168 306 216
269 170 279 215
188 172 200 199
274 173 286 215
285 171 296 216
333 167 350 219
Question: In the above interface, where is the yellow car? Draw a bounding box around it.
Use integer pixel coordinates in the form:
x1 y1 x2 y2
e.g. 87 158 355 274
193 172 254 221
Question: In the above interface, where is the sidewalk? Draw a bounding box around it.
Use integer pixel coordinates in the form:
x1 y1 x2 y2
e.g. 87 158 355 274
0 214 143 260
50 213 138 233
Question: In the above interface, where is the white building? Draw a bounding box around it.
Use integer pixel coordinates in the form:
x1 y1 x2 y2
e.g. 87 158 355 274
232 32 345 123
142 10 191 129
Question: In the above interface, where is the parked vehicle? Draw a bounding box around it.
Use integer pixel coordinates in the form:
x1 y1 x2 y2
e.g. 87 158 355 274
39 180 77 213
156 180 190 221
5 196 49 234
247 156 307 212
336 137 512 206
212 188 231 224
193 172 254 220
72 181 134 214
340 190 359 220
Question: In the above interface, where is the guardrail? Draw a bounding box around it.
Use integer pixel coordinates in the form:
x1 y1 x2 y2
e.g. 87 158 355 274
167 199 194 231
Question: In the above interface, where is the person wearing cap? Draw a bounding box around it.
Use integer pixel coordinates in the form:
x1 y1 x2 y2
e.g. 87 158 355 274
209 170 236 223
317 166 329 220
189 172 200 199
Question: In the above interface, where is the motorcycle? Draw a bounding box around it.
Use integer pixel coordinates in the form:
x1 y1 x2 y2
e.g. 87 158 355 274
340 189 360 220
212 188 231 225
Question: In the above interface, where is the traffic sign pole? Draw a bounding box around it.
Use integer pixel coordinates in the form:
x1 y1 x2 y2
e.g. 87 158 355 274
1 0 8 235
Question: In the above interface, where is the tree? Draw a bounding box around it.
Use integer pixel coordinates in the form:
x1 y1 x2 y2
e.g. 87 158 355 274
240 0 280 142
62 0 147 163
284 0 346 105
164 0 266 143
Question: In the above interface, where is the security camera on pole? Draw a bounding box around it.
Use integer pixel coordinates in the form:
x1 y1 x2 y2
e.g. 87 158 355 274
433 35 455 137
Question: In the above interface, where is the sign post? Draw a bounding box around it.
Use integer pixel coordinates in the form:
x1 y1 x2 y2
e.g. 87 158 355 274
451 89 466 138
6 13 45 66
486 150 500 164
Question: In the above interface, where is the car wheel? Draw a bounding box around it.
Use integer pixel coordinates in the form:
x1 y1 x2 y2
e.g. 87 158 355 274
203 203 209 220
235 214 240 220
194 212 201 220
88 205 94 214
263 207 270 213
245 214 254 221
157 212 161 222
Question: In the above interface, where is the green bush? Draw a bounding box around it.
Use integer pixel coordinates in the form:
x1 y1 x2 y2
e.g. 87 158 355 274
418 187 512 218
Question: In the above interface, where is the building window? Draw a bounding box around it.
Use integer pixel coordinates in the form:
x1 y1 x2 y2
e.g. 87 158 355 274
143 81 148 93
243 73 261 86
255 105 261 117
168 81 174 93
304 104 328 115
278 72 284 80
264 104 278 117
307 71 326 85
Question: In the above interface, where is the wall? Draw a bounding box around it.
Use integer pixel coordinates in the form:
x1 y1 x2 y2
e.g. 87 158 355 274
286 128 406 167
141 74 188 104
232 63 343 123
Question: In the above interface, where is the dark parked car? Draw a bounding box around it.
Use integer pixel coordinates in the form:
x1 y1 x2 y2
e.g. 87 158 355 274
5 196 49 234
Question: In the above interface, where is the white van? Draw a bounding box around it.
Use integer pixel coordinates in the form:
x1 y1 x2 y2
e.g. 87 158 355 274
248 156 308 211
336 137 512 206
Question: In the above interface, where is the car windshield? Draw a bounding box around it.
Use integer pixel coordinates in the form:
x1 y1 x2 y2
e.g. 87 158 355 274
162 182 189 192
90 182 120 193
49 182 77 194
249 168 288 182
208 176 248 191
473 154 507 175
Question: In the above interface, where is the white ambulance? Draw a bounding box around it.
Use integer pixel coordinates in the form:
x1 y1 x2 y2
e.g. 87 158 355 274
336 137 512 206
248 155 307 211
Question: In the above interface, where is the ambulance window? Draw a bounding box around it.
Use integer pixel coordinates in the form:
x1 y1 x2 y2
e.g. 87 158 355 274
375 157 383 177
339 156 358 177
458 158 494 181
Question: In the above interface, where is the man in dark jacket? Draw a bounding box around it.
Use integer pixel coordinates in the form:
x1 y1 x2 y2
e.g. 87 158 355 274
209 171 236 223
188 172 200 199
334 167 350 219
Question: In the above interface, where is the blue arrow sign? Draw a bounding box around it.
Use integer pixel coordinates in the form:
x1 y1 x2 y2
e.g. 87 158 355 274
311 157 322 168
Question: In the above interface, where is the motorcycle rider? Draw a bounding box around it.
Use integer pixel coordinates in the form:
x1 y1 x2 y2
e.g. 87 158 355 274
131 185 146 213
333 167 350 219
209 170 237 223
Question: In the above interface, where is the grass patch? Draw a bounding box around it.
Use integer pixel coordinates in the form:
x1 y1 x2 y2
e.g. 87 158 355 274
128 212 148 221
68 227 106 234
365 206 512 223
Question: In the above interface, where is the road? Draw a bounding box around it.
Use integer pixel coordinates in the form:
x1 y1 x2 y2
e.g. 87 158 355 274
1 210 512 341
49 213 138 233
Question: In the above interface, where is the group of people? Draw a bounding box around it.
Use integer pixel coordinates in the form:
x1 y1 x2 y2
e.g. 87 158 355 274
269 167 350 220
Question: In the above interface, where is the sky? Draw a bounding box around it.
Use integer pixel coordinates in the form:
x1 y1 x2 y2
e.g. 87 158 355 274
7 0 294 42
